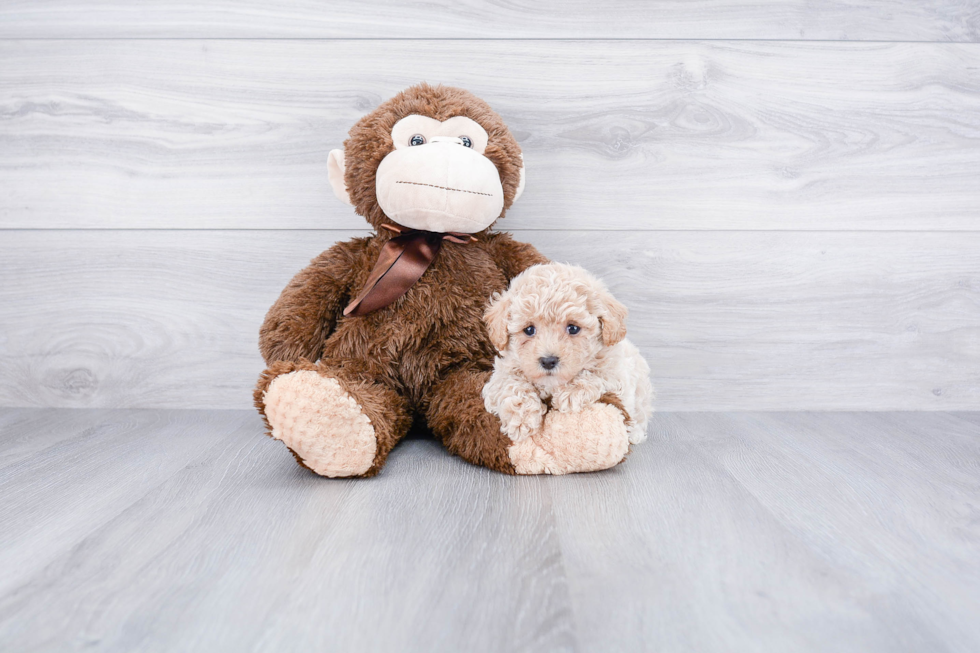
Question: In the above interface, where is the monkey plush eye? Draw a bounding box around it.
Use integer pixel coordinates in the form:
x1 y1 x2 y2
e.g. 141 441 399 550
409 134 426 146
566 324 581 335
523 325 536 337
460 136 472 148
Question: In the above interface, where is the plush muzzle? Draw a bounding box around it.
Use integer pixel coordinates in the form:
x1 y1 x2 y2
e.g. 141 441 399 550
375 140 505 234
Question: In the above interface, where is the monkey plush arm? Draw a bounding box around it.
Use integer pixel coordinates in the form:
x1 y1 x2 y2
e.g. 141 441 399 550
258 239 367 365
486 232 549 281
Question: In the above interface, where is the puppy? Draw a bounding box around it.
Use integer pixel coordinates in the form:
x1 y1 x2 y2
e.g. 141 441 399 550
482 262 653 444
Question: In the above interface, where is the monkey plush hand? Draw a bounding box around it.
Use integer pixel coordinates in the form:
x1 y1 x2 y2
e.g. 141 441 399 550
254 84 631 477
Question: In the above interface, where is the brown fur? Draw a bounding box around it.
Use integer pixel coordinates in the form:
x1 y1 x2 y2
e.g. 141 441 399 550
255 84 548 476
598 392 632 428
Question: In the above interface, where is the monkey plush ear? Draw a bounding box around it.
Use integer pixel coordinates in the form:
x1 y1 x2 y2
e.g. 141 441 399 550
327 149 352 205
592 286 628 347
483 292 511 352
512 155 526 203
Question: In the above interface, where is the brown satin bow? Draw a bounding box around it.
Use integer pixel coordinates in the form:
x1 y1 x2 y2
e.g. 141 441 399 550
343 224 477 317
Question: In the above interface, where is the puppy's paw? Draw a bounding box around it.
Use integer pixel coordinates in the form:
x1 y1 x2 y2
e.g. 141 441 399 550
498 392 546 442
551 376 604 413
507 414 542 442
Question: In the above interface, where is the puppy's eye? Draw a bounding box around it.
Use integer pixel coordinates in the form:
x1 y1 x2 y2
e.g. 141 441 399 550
523 325 536 337
460 136 472 148
566 324 581 335
410 134 426 146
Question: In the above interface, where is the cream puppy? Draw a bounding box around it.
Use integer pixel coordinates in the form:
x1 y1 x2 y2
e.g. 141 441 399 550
482 263 653 444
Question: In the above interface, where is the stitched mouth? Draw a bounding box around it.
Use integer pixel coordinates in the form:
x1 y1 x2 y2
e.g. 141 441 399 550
395 181 493 197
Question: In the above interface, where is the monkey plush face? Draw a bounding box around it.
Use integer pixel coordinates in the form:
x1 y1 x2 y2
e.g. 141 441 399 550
374 115 504 232
327 84 526 234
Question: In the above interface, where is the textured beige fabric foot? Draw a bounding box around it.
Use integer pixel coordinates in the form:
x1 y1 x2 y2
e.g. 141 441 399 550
509 402 629 475
263 370 376 477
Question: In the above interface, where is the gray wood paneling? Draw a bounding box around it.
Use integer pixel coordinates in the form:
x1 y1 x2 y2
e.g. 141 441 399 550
0 407 115 469
2 408 979 651
952 411 980 428
0 408 574 653
3 40 979 231
0 410 258 598
0 1 977 40
551 411 980 652
2 229 978 411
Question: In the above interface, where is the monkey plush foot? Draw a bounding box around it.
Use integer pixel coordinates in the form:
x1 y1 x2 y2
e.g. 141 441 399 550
508 402 629 475
263 370 377 477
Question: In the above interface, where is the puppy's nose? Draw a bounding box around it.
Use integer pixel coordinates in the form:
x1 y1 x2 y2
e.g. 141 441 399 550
539 355 560 371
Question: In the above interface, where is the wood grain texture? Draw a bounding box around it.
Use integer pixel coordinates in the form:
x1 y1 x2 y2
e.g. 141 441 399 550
1 229 978 411
0 407 115 469
952 411 980 428
551 411 980 652
2 408 979 651
3 40 980 231
0 410 255 599
0 1 977 40
0 408 574 653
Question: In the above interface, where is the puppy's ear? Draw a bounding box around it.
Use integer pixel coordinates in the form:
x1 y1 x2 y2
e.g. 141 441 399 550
592 286 628 347
484 292 511 352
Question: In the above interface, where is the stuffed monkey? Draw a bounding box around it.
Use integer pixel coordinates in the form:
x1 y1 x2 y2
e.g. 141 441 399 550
255 84 630 477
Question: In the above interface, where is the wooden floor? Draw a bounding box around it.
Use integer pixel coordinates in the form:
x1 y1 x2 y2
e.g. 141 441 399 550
0 409 977 652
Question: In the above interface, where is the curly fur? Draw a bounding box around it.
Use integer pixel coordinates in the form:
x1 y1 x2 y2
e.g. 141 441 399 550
483 263 654 445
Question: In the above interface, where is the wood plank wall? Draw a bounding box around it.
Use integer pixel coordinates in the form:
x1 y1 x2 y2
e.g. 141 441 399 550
1 3 978 410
